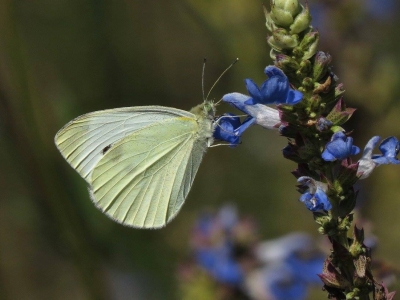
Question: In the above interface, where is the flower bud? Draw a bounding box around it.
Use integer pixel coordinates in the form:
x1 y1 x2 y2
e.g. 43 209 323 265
268 29 299 50
271 5 294 27
290 4 312 34
275 53 300 73
299 31 319 60
264 5 277 32
313 51 332 82
273 0 300 16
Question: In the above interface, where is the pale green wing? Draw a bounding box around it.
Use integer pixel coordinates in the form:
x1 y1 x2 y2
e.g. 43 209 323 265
55 106 194 183
89 117 211 228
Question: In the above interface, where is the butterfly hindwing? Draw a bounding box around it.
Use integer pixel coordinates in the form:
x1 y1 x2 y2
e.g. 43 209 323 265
89 116 210 228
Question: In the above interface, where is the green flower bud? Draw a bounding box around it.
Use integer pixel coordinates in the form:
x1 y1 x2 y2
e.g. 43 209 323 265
297 59 312 77
290 4 312 34
271 6 294 27
273 0 300 16
299 31 319 60
264 5 276 32
268 28 299 50
275 53 300 73
313 51 332 81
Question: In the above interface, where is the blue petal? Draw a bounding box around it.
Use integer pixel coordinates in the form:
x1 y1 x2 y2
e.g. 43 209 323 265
379 137 400 159
260 76 289 104
286 90 303 105
322 132 360 161
234 116 256 136
222 92 252 115
245 79 262 103
299 189 331 212
321 148 337 161
264 65 285 77
314 187 332 210
332 131 346 141
213 113 241 146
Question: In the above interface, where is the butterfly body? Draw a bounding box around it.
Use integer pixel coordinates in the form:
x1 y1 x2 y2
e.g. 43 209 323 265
55 101 216 228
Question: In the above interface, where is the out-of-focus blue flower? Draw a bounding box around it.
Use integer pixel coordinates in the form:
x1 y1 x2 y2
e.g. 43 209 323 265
286 254 324 285
321 131 360 161
195 246 243 285
358 136 400 179
266 265 309 300
222 93 281 131
191 206 246 286
213 113 252 147
366 0 396 19
297 176 332 211
254 232 324 300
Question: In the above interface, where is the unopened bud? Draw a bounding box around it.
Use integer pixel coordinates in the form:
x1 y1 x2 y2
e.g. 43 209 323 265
313 51 332 81
273 0 300 16
299 31 319 60
290 4 312 34
275 54 300 73
268 28 299 50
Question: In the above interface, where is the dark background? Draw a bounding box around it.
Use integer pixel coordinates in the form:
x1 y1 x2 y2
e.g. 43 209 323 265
1 0 399 299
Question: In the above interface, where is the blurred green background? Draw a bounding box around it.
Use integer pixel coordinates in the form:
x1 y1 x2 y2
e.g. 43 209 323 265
0 0 400 299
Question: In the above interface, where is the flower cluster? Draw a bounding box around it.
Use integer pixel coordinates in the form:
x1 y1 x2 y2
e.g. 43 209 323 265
213 65 302 146
213 0 400 298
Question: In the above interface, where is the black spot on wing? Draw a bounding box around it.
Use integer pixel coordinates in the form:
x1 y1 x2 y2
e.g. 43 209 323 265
102 144 112 154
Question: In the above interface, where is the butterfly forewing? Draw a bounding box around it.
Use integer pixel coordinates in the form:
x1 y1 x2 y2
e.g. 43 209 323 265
54 106 194 182
89 116 210 228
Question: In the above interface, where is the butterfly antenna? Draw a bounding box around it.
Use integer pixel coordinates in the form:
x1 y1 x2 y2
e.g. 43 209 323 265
202 58 207 101
205 58 239 101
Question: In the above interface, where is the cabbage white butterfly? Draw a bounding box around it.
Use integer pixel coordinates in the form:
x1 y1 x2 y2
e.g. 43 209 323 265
55 102 216 229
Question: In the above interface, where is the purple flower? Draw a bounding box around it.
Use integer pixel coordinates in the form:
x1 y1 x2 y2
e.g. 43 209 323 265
297 177 332 212
321 131 360 161
358 136 400 179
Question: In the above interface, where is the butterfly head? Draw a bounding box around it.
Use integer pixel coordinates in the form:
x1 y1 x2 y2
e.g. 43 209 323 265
190 100 216 120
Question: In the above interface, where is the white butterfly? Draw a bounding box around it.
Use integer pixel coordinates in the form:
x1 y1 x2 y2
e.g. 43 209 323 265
55 102 216 229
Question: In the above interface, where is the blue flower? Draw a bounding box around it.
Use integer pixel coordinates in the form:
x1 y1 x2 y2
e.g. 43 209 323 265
258 233 325 300
213 113 252 147
195 246 243 285
268 266 309 300
192 207 245 286
222 93 281 132
243 66 303 105
358 136 400 179
286 253 325 285
321 131 360 161
299 189 331 212
297 177 332 211
372 136 400 165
